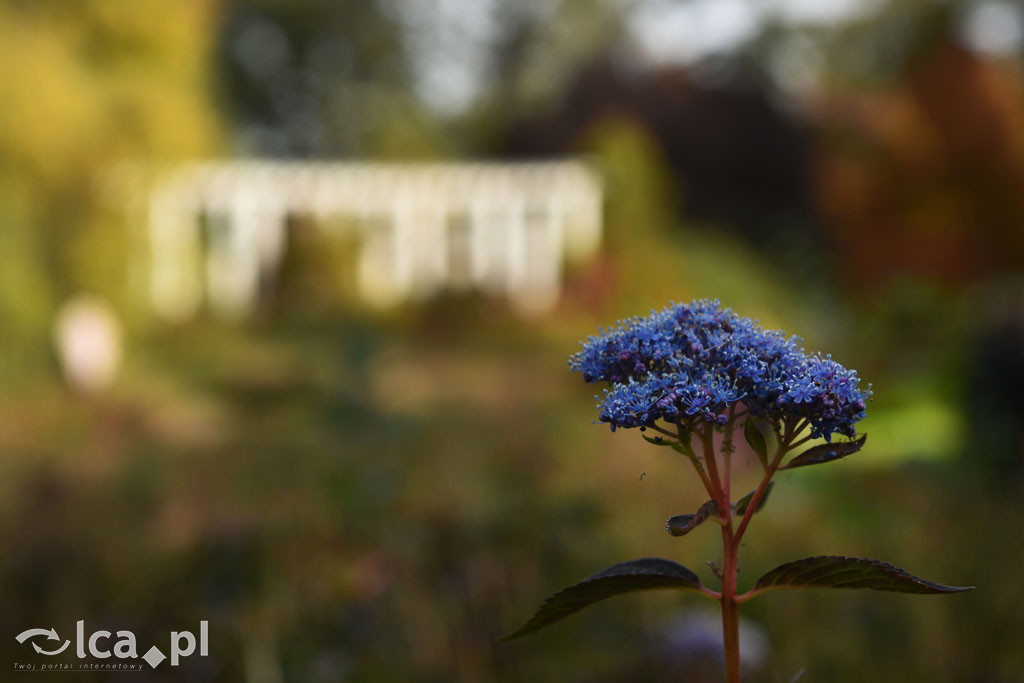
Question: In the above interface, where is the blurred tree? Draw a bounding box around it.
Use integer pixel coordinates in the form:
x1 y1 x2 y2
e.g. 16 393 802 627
0 0 221 377
815 23 1024 288
498 52 816 249
963 282 1024 475
214 0 448 158
743 0 1024 289
486 0 628 111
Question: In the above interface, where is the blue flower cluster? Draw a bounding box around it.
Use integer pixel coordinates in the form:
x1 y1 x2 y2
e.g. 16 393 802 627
570 300 870 440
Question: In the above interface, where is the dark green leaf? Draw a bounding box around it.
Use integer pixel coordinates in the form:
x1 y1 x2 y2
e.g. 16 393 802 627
733 481 774 517
501 558 705 640
666 499 719 536
671 438 697 459
748 556 974 598
781 435 866 470
744 418 769 469
641 433 701 464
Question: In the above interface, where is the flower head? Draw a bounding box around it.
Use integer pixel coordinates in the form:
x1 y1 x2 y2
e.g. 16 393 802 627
570 300 870 440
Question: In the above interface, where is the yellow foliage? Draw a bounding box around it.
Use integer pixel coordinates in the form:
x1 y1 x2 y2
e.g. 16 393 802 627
0 0 223 345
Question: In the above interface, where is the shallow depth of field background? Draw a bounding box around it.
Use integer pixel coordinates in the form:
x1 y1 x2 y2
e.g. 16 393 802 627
1 1 1023 681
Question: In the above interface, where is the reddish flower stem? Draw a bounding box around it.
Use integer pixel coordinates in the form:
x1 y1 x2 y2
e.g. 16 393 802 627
691 416 795 683
721 520 741 683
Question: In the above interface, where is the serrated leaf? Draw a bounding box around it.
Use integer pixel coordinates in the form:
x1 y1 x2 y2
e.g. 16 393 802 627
733 481 774 517
666 499 719 536
781 435 866 470
501 558 705 640
744 418 769 469
748 556 974 598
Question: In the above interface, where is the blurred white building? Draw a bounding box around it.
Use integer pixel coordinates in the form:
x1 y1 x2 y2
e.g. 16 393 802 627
147 161 602 319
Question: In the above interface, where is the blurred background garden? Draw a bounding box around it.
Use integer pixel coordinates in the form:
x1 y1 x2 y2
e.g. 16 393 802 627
1 0 1023 680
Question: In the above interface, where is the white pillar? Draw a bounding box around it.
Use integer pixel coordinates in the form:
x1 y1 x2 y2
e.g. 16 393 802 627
409 194 448 299
505 193 527 295
206 187 283 318
511 196 563 314
149 188 202 322
357 213 402 308
468 194 491 288
391 192 415 300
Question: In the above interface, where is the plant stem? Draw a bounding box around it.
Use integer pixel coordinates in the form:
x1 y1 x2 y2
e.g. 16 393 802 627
700 417 742 683
716 420 801 681
721 404 737 501
686 416 801 682
676 422 716 495
734 430 792 545
646 423 678 439
691 415 802 682
721 521 741 683
701 423 726 502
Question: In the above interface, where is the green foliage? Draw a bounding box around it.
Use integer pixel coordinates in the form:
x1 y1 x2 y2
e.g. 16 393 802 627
744 417 770 469
748 556 973 598
666 500 719 537
501 558 706 640
781 435 867 470
733 482 774 517
0 0 221 363
0 1 1005 679
666 484 773 537
0 311 999 681
671 437 698 460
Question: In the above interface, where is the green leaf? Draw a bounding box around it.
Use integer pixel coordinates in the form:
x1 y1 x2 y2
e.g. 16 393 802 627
744 418 769 469
781 435 866 470
641 433 701 464
666 499 719 536
733 481 774 517
666 484 773 537
500 558 705 640
671 438 697 459
748 556 974 598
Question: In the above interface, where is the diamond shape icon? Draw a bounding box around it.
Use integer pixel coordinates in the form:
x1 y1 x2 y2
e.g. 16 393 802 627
142 646 166 669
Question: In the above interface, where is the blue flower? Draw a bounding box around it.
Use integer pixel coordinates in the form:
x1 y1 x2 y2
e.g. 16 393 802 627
570 300 871 440
788 380 818 404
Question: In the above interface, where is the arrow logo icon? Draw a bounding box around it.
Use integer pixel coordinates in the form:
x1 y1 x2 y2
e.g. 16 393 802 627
15 628 59 644
32 640 70 656
15 628 70 655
